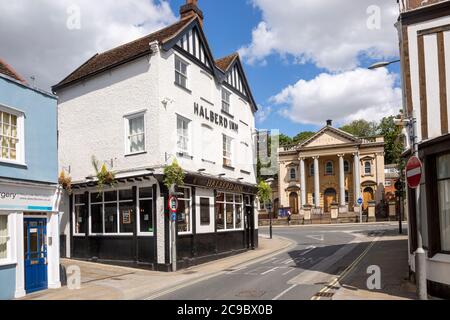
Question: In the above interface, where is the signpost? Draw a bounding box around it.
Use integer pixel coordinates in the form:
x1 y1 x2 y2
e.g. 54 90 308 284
267 201 273 239
394 179 404 234
168 195 178 272
357 197 363 223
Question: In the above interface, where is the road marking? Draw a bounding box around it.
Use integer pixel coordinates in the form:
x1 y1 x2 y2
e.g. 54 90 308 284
282 259 294 265
311 236 380 300
272 284 298 300
282 268 297 276
306 235 324 242
261 267 280 275
300 245 316 255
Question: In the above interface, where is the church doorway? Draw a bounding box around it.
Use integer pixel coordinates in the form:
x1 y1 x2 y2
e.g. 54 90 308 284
363 187 374 211
289 192 299 215
324 188 337 213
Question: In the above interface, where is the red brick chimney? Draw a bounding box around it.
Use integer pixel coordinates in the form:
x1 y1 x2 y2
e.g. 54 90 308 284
180 0 204 27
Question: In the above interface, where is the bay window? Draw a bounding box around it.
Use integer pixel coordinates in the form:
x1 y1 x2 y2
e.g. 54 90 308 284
437 153 450 252
216 192 244 231
176 186 192 234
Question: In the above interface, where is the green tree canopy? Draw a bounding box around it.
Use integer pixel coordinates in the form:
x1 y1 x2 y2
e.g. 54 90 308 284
257 180 272 204
340 120 378 138
378 116 403 164
293 131 315 144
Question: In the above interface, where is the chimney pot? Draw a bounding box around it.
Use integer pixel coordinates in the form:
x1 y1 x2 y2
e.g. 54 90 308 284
180 0 204 27
327 120 333 126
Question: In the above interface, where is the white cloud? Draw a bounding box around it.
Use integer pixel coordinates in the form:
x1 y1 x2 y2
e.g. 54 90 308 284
240 0 399 71
271 68 402 126
0 0 176 90
255 104 273 124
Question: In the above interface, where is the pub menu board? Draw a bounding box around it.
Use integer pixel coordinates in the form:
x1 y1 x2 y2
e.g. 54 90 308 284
122 210 132 224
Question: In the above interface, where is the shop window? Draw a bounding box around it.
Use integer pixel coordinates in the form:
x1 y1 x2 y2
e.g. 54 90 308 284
177 115 191 155
200 198 210 226
125 112 146 155
223 134 233 167
0 109 24 164
222 88 231 114
89 188 135 235
73 194 87 236
138 187 153 234
0 215 8 261
216 192 244 231
325 161 333 175
175 56 188 89
437 153 450 252
176 186 192 234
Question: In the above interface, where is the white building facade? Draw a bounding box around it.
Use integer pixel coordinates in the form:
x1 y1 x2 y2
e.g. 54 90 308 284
54 0 259 271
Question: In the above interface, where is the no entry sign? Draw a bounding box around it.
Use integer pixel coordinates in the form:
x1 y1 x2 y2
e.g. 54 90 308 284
406 156 422 189
168 196 178 213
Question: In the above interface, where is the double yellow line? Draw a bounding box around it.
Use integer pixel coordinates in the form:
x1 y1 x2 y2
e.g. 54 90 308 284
311 237 379 300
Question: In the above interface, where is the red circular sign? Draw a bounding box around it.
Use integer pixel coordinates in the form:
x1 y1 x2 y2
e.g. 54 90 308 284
168 196 178 213
406 156 422 189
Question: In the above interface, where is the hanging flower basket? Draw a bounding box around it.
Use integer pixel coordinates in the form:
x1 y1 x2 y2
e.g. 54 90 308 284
58 170 72 195
92 156 116 193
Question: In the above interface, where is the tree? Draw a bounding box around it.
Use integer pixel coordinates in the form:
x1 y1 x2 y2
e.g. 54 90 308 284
378 116 403 165
340 120 378 138
257 180 272 205
293 131 315 144
278 133 293 146
163 159 185 194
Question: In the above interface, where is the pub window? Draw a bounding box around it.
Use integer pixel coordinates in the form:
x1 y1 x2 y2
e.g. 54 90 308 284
0 109 24 163
223 134 233 167
0 215 9 261
138 187 153 234
200 197 211 226
89 189 135 235
73 193 87 236
125 112 146 155
216 192 243 231
175 56 188 89
222 88 231 114
364 162 372 175
177 115 191 155
176 186 192 234
325 161 333 175
437 153 450 252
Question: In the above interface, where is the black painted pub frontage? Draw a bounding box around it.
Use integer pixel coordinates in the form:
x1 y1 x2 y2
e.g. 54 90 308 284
66 172 258 271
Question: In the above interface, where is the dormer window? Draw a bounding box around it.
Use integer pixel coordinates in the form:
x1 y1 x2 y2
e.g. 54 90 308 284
222 88 231 114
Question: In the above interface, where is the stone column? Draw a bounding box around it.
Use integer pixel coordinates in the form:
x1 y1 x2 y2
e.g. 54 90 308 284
300 158 306 207
353 153 361 209
338 154 346 208
313 156 320 208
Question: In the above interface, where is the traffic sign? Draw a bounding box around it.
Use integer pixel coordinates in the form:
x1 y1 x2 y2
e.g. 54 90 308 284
406 156 422 189
168 196 178 213
357 197 363 206
171 213 177 222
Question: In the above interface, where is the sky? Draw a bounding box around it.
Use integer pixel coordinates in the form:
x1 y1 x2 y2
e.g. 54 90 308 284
0 0 403 137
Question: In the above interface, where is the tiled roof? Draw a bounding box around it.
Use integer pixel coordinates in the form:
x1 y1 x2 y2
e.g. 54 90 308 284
0 58 26 83
215 53 238 72
53 17 196 90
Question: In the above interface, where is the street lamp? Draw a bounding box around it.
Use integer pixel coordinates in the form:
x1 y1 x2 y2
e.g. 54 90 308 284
265 178 275 239
369 59 428 299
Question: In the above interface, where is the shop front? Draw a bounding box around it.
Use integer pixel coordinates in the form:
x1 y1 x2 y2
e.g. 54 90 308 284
0 179 61 299
67 172 258 272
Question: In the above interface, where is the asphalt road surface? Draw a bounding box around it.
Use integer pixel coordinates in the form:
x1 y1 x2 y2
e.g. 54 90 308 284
152 223 404 300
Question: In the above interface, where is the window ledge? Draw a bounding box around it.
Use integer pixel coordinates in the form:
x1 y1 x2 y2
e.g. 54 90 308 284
202 159 216 165
0 261 17 268
223 165 235 171
0 159 27 168
430 253 450 264
240 170 251 175
125 151 147 157
221 110 234 119
174 82 192 94
177 152 193 160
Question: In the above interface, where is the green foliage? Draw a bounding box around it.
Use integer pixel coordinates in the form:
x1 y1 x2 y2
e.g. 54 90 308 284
257 180 272 204
378 116 403 164
92 156 116 193
163 159 185 192
278 134 293 146
293 131 315 144
340 120 378 138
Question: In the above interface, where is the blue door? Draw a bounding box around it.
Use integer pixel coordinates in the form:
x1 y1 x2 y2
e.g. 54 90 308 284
24 218 48 294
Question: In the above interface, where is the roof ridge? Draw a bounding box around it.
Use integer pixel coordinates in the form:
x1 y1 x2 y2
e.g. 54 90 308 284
0 57 26 83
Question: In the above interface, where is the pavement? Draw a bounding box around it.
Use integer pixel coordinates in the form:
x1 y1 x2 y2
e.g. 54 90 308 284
20 235 293 300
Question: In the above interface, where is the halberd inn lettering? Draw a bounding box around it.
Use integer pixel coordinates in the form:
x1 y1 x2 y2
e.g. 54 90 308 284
194 102 239 132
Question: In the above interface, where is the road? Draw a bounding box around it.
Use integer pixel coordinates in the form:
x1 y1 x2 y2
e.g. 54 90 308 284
152 223 405 300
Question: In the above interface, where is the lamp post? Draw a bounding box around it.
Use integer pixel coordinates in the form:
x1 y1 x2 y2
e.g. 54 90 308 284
370 60 428 299
265 178 275 239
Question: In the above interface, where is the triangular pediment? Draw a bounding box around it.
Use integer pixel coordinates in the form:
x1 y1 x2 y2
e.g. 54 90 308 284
301 127 358 148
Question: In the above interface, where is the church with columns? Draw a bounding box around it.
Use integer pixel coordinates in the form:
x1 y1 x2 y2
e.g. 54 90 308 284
276 121 385 220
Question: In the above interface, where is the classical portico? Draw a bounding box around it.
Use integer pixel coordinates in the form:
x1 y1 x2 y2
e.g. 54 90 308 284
277 121 385 220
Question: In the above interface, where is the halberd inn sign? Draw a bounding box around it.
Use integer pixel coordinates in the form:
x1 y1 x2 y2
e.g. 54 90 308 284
194 102 239 132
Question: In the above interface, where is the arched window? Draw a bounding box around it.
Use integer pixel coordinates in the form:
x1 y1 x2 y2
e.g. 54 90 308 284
344 160 350 173
290 168 296 180
364 161 372 175
325 161 333 175
310 163 315 176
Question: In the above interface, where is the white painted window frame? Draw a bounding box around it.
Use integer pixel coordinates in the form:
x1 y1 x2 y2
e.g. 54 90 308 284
0 104 25 166
72 193 86 237
176 186 193 235
175 55 189 89
124 110 146 156
221 88 232 114
217 193 244 233
223 134 233 167
0 213 14 266
137 186 154 237
176 114 192 156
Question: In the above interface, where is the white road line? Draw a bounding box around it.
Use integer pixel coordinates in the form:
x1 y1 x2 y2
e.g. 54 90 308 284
261 267 280 275
272 284 298 300
282 259 294 265
282 268 296 276
300 245 316 256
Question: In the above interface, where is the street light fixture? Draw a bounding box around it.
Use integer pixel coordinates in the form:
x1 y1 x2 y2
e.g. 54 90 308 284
368 59 400 70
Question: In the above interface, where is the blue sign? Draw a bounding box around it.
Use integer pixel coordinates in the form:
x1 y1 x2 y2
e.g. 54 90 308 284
357 197 363 206
171 213 177 222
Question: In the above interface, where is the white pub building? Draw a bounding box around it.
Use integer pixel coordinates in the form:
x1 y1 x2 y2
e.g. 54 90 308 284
53 0 259 271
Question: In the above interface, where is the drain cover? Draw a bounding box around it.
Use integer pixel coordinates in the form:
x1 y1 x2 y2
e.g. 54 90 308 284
236 290 266 298
315 292 335 298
